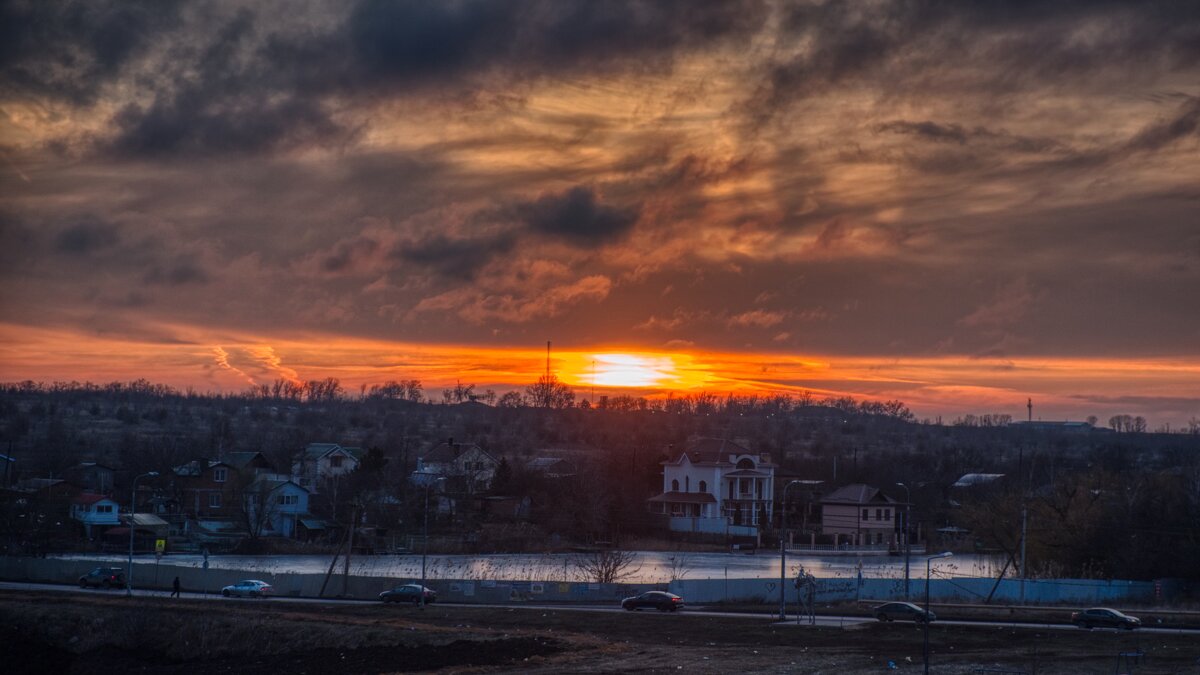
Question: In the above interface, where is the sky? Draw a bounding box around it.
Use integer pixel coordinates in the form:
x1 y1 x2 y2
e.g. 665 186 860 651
1 1 1198 427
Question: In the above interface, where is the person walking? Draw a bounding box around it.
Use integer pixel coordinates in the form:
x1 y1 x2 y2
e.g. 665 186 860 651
171 575 181 598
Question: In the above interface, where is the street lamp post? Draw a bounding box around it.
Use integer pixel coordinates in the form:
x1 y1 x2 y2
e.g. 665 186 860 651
896 482 911 599
412 471 442 610
779 480 803 621
923 551 953 675
126 471 159 597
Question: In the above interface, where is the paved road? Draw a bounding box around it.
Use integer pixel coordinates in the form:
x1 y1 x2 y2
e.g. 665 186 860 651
3 581 1196 635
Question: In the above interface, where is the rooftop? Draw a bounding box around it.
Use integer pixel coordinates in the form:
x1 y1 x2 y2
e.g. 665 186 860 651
821 484 898 505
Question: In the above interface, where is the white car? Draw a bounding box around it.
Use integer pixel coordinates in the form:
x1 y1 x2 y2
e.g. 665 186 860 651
221 579 273 598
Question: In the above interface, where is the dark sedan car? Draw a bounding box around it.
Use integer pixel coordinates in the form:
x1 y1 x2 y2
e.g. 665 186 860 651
1071 607 1140 630
78 567 126 589
379 584 437 605
621 591 684 612
874 601 936 623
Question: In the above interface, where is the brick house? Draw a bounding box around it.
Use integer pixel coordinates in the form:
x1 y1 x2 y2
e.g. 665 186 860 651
820 483 901 546
172 452 274 519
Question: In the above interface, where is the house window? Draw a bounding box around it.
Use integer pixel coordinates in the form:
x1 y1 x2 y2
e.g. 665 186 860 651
685 476 690 492
96 505 112 513
884 509 891 520
331 456 343 468
213 467 227 482
671 479 680 492
862 508 869 521
876 508 883 520
276 494 298 506
209 493 222 509
699 480 707 493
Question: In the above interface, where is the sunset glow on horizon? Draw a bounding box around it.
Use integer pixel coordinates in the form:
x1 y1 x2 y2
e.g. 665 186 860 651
1 323 1197 426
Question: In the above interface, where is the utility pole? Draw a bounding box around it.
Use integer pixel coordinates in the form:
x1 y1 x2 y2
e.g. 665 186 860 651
342 506 356 597
1020 506 1028 605
897 482 912 600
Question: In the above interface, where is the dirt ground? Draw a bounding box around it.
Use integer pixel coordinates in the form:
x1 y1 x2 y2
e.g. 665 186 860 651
3 590 1198 674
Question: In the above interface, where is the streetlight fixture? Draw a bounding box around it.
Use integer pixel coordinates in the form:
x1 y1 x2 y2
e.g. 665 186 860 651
126 471 159 597
778 480 804 621
896 482 911 599
923 551 953 675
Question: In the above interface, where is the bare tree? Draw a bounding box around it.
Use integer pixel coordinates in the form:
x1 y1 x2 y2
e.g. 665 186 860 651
573 549 640 583
525 374 575 409
236 478 279 541
665 554 693 582
497 391 524 408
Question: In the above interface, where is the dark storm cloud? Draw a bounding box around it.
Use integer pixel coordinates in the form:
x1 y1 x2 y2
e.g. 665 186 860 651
877 121 970 144
108 8 348 158
393 232 517 279
519 187 640 244
751 1 1200 122
0 0 182 105
3 0 768 158
344 0 767 85
54 220 120 255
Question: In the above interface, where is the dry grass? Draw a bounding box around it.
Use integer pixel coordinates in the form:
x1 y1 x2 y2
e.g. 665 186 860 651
3 590 1199 674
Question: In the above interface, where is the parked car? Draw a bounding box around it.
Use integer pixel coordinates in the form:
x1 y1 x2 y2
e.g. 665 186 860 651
221 580 273 598
379 584 437 605
78 567 126 589
874 601 936 623
1071 607 1140 630
621 591 685 612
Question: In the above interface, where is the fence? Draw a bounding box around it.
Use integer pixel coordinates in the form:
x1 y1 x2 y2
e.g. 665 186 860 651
0 556 662 603
668 575 1158 605
0 556 1167 606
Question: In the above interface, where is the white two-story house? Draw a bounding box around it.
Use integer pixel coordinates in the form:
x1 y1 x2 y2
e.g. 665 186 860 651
71 493 121 539
291 443 363 494
647 438 776 537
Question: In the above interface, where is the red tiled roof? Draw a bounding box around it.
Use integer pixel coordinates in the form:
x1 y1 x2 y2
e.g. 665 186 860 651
73 493 113 505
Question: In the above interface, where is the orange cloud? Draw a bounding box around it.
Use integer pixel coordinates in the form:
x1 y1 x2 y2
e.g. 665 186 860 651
211 346 256 386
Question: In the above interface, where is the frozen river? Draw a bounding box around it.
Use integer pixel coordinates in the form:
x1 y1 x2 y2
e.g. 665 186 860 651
53 550 1004 584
